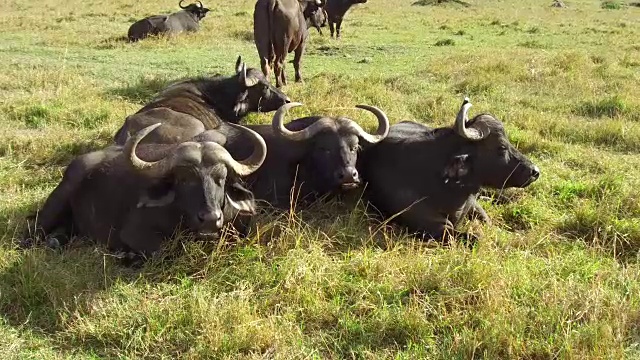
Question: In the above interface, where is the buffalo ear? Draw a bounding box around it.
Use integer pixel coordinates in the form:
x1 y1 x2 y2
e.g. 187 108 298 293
443 154 470 184
239 64 261 88
244 74 260 88
226 182 256 215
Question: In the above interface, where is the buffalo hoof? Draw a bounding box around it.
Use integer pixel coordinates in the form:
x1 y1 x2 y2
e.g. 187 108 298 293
46 237 61 249
458 232 479 249
19 237 34 249
117 251 149 268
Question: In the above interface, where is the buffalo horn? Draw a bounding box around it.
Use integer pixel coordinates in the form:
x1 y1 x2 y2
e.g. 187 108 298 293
345 105 390 144
240 62 260 88
179 0 188 9
197 0 203 8
273 103 390 143
272 102 332 142
206 123 267 177
125 123 181 178
454 97 489 141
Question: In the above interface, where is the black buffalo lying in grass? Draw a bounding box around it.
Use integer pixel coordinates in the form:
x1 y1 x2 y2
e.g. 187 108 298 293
118 102 390 208
114 56 290 145
128 0 210 42
23 123 267 258
253 0 325 87
358 97 540 241
217 102 389 208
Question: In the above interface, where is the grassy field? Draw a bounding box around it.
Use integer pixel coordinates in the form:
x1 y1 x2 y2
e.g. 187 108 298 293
1 0 639 358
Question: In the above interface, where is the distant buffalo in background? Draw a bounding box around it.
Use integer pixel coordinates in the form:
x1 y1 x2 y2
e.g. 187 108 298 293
324 0 367 39
128 1 210 42
253 0 326 87
304 4 328 34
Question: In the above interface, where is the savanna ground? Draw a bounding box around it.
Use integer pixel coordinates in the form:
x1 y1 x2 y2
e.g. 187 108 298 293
0 0 639 358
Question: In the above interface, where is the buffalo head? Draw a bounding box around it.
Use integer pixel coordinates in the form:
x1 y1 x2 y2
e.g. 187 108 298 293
233 56 291 117
179 0 210 20
272 102 389 192
450 97 540 189
127 122 266 238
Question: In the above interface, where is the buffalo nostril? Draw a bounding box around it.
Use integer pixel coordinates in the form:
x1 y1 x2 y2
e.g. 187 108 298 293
531 165 541 179
351 169 359 179
198 210 222 224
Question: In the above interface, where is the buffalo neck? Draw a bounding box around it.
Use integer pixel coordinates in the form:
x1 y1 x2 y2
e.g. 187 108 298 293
403 128 481 202
180 10 199 23
195 77 245 123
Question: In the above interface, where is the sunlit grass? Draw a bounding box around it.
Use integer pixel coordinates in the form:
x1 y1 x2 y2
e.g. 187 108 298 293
0 0 639 358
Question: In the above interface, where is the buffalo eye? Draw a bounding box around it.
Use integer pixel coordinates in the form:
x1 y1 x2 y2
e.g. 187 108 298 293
212 176 224 186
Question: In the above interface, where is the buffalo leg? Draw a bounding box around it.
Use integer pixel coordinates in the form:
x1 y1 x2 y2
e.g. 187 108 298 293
293 43 305 83
280 58 287 86
273 35 288 87
273 59 283 88
253 1 271 79
329 21 335 38
392 202 476 245
468 198 491 224
336 18 343 39
22 153 105 245
260 58 271 80
120 211 166 257
460 196 491 224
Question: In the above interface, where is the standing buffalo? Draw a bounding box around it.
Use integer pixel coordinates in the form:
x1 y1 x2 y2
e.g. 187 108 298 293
23 123 267 258
113 56 290 145
324 0 367 39
216 102 390 207
127 1 210 42
253 0 325 87
358 98 540 241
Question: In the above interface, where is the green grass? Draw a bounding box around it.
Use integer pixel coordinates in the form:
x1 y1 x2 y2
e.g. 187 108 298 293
1 0 639 358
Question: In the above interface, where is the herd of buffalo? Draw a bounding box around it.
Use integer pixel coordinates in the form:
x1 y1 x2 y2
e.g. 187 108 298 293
21 1 541 263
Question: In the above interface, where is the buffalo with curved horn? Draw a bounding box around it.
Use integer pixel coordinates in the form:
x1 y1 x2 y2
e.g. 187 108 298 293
358 97 541 242
22 123 267 259
209 101 390 207
114 56 291 145
127 1 210 42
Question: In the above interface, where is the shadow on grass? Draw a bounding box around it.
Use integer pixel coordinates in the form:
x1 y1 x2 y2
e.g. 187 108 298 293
94 35 130 49
0 243 136 333
573 96 630 119
230 30 254 42
555 214 640 263
106 76 174 104
412 0 470 6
